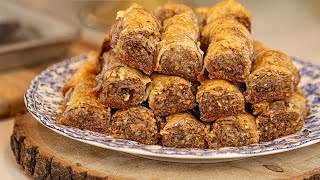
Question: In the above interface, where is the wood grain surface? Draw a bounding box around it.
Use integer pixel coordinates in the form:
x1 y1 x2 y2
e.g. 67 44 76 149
0 39 98 118
11 113 320 180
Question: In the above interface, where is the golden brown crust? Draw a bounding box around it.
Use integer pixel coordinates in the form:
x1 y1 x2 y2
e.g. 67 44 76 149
156 11 203 81
253 40 268 58
155 2 193 26
196 80 245 122
200 17 253 82
201 17 252 51
97 52 151 109
148 74 196 116
206 0 252 32
111 4 161 75
160 113 209 148
107 106 159 145
245 43 300 103
57 79 111 133
252 91 307 142
206 113 259 148
156 39 203 81
253 48 300 86
59 53 109 133
162 11 199 41
63 52 101 94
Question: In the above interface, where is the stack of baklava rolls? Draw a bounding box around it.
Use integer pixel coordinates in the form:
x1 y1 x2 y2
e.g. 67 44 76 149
153 2 210 148
246 42 307 142
59 4 161 145
58 51 111 133
58 0 308 148
197 0 260 148
198 0 307 147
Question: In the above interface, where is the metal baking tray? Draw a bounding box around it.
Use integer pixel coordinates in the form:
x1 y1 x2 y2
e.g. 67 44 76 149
0 1 80 70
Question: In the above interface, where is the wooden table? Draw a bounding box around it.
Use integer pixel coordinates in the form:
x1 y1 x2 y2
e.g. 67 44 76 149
0 39 98 118
1 39 320 180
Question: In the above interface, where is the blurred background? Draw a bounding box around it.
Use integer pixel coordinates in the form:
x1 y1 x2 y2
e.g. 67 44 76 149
2 0 320 64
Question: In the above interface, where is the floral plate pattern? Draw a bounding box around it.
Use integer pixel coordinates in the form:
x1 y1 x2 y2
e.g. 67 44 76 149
25 54 320 163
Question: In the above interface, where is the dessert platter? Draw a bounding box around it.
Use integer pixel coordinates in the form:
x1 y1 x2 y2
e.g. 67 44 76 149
25 0 320 163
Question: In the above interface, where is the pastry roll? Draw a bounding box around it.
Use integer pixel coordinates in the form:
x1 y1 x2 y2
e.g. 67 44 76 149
57 79 111 133
162 11 199 41
107 106 159 145
156 11 203 81
98 52 151 109
206 0 251 32
110 4 161 75
155 2 193 26
63 52 101 94
148 74 196 116
206 113 259 148
160 113 209 148
245 43 300 103
200 17 253 82
196 80 245 122
252 90 307 142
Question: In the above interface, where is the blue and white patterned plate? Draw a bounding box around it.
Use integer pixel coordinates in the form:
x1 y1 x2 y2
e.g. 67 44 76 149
25 54 320 163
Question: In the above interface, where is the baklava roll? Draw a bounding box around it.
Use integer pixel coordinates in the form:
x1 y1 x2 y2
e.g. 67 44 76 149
162 11 199 41
63 52 101 94
107 106 159 145
252 90 307 142
206 113 259 148
156 12 203 81
160 113 209 148
110 4 161 75
200 17 253 82
148 74 196 116
98 52 151 109
196 80 245 122
155 2 193 26
57 79 111 133
245 43 300 103
206 0 252 32
201 17 251 50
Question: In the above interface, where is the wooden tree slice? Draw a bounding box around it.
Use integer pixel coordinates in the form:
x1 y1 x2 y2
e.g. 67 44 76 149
11 113 320 180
